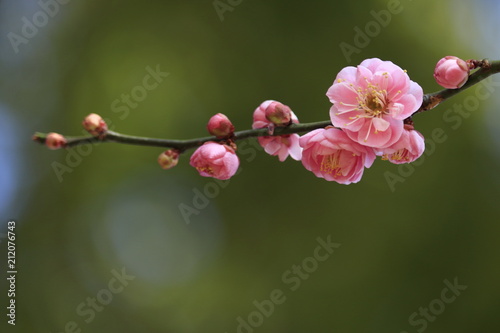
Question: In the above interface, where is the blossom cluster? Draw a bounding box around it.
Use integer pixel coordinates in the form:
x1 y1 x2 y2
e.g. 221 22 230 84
182 56 471 184
189 58 428 184
42 56 472 185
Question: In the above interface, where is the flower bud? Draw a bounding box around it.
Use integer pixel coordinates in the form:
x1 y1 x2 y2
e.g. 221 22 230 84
207 113 235 138
83 113 108 136
434 56 470 89
190 142 239 180
45 132 67 150
158 149 180 170
265 101 292 126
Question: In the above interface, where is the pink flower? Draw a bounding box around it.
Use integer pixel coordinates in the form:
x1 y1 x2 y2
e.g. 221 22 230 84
207 113 235 138
190 142 239 180
377 127 425 164
327 58 423 148
299 127 376 184
434 56 470 89
252 100 302 161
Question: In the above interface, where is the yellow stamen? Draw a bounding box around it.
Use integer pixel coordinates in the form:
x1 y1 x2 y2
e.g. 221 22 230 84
197 166 213 175
320 153 342 176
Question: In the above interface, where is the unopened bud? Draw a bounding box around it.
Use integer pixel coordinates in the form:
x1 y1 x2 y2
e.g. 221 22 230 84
190 142 239 180
158 149 180 170
434 56 470 89
207 113 235 138
45 132 67 150
83 113 108 136
265 101 292 126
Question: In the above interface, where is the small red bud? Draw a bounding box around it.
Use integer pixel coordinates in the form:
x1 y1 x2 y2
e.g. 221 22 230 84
207 113 235 138
83 113 108 137
158 149 180 170
265 102 292 126
45 132 67 150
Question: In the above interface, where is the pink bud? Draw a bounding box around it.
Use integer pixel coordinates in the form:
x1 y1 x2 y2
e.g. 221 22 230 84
265 101 292 126
434 56 470 89
207 113 235 138
83 113 108 136
189 142 239 180
158 149 180 170
45 132 67 150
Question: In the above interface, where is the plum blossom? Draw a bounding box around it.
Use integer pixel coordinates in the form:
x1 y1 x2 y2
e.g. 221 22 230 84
252 100 302 161
299 127 376 184
190 142 239 180
377 126 425 164
434 56 470 89
327 58 423 148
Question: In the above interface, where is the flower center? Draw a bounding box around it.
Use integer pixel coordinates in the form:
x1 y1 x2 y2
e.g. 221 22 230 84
383 149 410 162
197 165 214 175
320 152 342 176
358 82 388 118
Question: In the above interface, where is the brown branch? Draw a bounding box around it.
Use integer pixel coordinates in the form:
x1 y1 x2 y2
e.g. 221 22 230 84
33 59 500 152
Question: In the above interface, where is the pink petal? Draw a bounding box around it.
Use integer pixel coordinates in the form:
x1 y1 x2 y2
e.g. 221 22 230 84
346 123 391 148
359 58 384 72
263 139 282 155
389 102 405 119
372 117 390 132
386 70 410 99
363 149 376 168
355 66 373 89
288 135 303 160
371 71 391 91
334 66 358 84
327 81 359 106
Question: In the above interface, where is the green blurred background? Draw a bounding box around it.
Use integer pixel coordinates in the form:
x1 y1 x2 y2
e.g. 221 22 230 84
1 0 500 332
